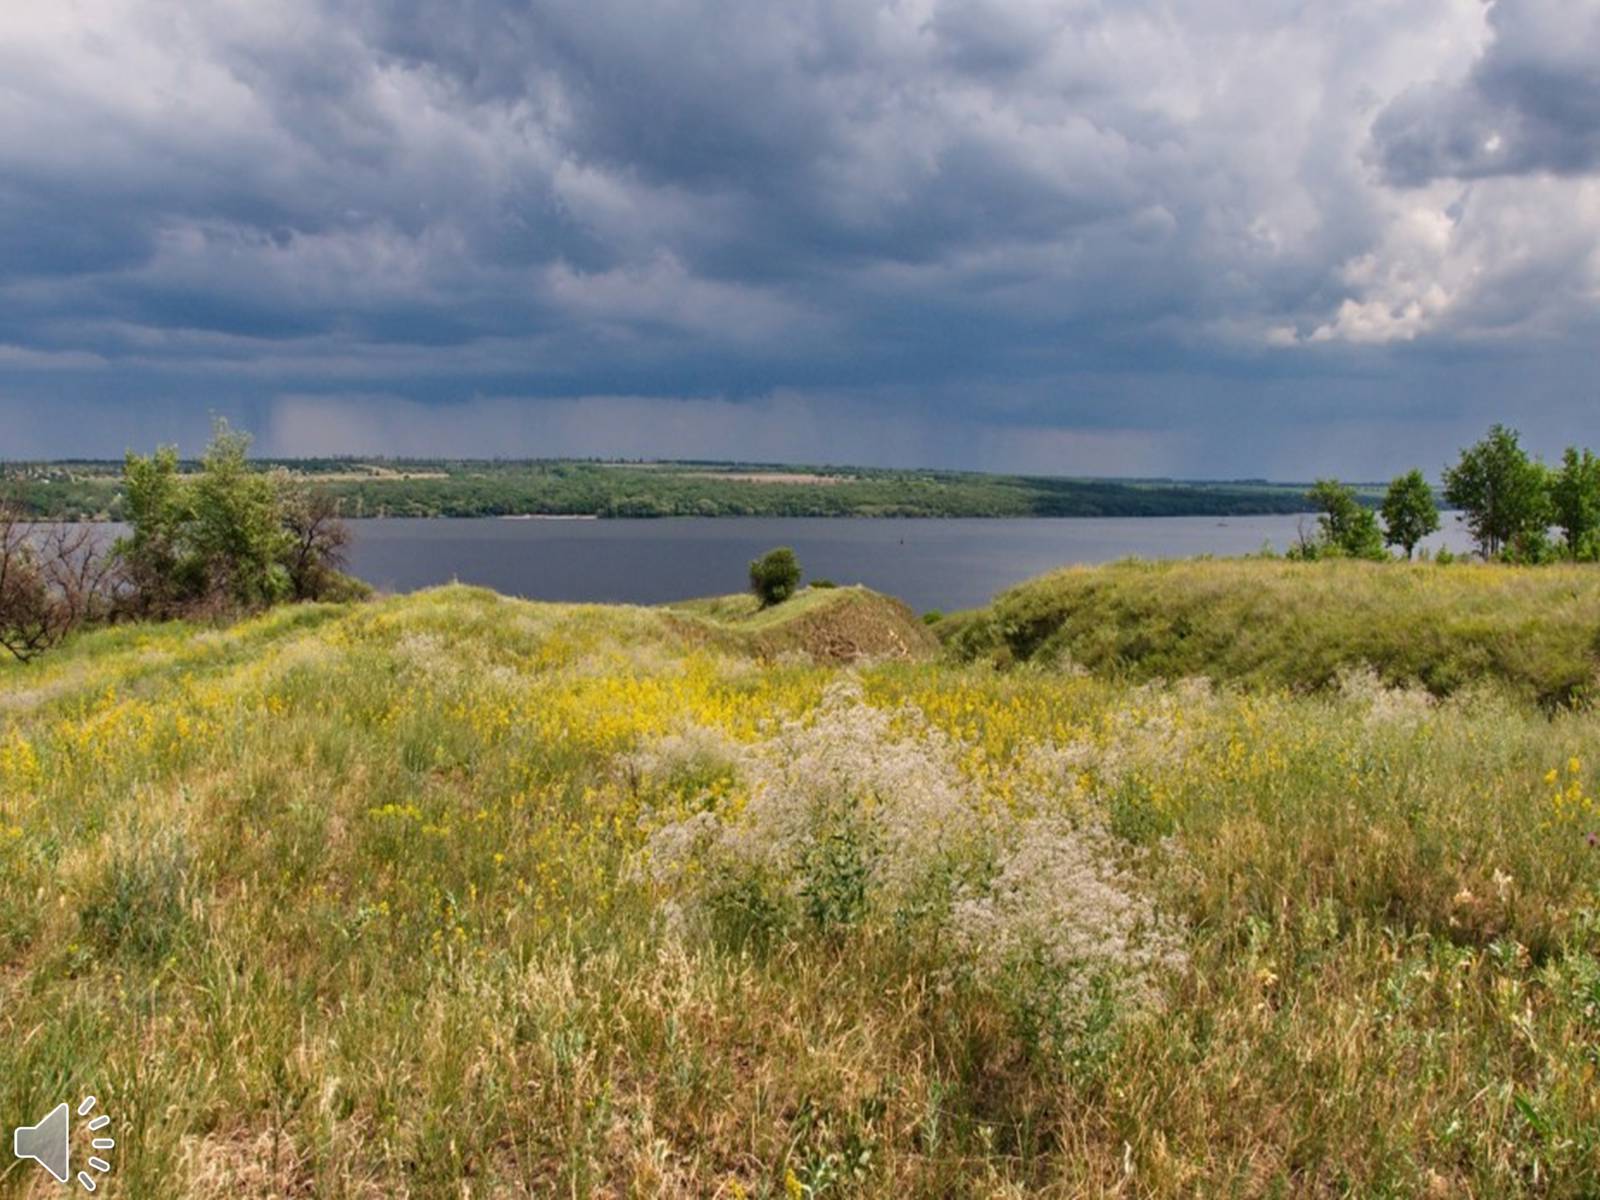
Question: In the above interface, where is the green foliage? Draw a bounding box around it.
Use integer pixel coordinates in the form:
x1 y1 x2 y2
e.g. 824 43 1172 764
117 445 193 614
115 422 354 619
1444 424 1553 560
190 423 294 608
1380 468 1440 559
749 546 802 607
1307 478 1387 560
5 459 1349 520
1550 446 1600 560
799 826 872 933
1107 776 1175 845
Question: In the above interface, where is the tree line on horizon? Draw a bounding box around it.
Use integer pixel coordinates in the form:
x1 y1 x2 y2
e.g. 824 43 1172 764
0 456 1338 522
1298 424 1600 564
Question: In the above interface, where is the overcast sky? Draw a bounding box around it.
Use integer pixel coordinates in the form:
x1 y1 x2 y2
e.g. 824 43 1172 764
1 0 1596 477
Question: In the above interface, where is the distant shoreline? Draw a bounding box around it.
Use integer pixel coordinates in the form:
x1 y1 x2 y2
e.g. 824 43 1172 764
31 508 1318 524
5 458 1358 522
496 513 600 521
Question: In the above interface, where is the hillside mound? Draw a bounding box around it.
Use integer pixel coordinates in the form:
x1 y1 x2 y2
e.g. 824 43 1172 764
940 558 1600 704
668 585 937 663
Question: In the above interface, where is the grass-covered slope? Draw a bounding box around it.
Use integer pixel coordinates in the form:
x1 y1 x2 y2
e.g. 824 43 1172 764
5 584 1600 1195
667 584 938 662
943 558 1600 703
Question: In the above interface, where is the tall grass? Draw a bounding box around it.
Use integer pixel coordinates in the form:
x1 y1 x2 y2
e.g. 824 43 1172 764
1 582 1599 1195
942 558 1600 704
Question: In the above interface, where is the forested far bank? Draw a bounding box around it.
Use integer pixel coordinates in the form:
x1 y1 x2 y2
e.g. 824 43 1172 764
0 458 1341 521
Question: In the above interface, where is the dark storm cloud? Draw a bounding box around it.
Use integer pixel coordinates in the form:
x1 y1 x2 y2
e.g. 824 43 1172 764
1372 0 1600 184
0 0 1596 475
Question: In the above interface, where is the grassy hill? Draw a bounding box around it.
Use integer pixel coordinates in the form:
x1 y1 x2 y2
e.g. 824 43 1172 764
666 584 938 662
3 580 1600 1195
941 558 1600 705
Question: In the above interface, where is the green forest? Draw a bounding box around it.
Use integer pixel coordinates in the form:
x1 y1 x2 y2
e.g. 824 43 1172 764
1 458 1338 521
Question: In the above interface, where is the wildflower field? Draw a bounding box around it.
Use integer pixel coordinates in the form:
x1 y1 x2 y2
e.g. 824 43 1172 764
3 577 1600 1196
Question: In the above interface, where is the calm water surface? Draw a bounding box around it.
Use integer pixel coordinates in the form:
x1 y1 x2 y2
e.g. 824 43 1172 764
345 515 1473 613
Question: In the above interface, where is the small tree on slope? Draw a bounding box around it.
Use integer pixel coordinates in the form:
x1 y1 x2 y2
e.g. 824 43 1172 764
750 546 802 607
1380 469 1440 559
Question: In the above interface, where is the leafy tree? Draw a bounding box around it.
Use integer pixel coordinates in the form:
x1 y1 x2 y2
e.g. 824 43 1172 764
749 546 801 607
188 422 293 608
116 423 354 616
116 445 194 617
1380 469 1440 559
1443 425 1552 560
1550 446 1600 560
1307 479 1385 559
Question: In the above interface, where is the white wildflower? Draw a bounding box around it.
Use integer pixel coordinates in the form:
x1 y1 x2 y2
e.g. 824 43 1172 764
951 818 1187 1007
1336 665 1433 728
634 680 1186 1021
623 721 738 789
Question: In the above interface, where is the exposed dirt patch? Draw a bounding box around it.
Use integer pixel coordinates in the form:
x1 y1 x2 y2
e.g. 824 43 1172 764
753 591 935 662
666 588 937 664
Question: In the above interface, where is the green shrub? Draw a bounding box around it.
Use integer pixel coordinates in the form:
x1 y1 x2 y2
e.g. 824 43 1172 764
1308 479 1386 560
116 420 358 619
749 546 802 607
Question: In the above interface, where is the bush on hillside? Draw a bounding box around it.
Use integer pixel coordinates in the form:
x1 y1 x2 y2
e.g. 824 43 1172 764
749 546 801 607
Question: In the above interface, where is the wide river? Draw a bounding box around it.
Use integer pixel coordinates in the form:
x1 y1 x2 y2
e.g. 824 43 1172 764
344 514 1473 613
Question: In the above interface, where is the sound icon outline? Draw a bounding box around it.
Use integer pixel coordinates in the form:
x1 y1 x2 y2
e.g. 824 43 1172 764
13 1094 113 1192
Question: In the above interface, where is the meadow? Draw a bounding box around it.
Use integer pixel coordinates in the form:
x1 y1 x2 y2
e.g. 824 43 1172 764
2 571 1600 1196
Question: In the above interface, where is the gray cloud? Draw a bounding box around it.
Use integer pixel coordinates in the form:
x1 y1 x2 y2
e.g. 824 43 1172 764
0 0 1596 474
1372 0 1600 184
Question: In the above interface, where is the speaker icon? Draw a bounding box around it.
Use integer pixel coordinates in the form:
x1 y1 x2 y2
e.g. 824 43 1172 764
13 1096 113 1191
14 1102 69 1183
